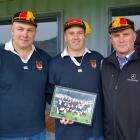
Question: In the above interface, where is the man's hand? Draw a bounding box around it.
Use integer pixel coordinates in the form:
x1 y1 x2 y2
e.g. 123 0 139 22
60 117 74 125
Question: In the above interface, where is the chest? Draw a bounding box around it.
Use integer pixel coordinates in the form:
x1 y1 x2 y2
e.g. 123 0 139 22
0 53 48 87
102 62 140 96
54 57 101 91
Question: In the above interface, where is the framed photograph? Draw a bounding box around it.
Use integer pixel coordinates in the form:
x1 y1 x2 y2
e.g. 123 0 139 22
49 85 97 125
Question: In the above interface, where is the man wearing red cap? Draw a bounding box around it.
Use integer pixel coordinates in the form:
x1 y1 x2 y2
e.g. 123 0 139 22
49 18 104 140
101 17 140 140
0 11 52 140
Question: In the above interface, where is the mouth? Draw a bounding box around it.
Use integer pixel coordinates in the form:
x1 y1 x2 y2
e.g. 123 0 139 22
20 39 29 42
72 41 81 45
118 44 126 48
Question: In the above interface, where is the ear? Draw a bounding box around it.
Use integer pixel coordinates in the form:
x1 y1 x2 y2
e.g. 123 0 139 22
133 31 137 42
109 34 112 41
64 33 67 43
11 24 14 35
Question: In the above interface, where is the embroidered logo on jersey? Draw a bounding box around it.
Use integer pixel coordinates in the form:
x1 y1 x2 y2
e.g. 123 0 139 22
127 73 138 82
23 66 29 70
36 60 43 71
90 60 96 69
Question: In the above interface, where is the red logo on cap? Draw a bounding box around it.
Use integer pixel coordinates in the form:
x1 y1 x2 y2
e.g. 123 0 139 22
67 18 83 26
19 12 27 20
112 17 128 29
120 18 127 25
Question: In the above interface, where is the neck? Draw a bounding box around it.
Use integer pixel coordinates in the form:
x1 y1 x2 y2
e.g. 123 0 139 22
18 49 32 60
67 47 85 57
116 53 126 58
12 43 32 60
116 49 135 58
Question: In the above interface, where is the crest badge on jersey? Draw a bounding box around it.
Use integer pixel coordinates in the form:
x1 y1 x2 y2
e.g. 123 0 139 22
36 60 43 70
90 60 97 69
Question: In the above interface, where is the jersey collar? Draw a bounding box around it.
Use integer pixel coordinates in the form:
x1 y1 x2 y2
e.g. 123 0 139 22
61 47 91 58
4 40 36 63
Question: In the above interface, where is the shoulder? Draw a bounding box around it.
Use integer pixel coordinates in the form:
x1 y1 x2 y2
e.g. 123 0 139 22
49 53 62 66
0 44 5 52
102 51 116 64
48 53 63 73
0 44 7 65
35 47 51 61
87 50 104 60
0 44 7 58
101 52 117 71
135 46 140 57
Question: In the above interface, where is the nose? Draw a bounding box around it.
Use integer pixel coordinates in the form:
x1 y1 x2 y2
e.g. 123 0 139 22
22 30 28 38
119 35 124 42
73 33 79 39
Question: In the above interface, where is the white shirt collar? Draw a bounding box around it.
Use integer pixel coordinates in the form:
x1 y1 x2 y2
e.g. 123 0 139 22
4 40 36 63
61 47 91 58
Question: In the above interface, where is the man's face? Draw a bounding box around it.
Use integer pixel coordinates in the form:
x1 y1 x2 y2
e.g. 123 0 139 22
110 28 137 57
11 22 36 49
64 26 85 53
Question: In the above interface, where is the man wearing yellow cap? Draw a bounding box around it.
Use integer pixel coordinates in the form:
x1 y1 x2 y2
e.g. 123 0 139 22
0 11 52 140
101 17 140 140
49 18 104 140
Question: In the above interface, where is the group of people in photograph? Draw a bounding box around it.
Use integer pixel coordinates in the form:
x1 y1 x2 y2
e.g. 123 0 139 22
54 93 92 117
0 10 140 140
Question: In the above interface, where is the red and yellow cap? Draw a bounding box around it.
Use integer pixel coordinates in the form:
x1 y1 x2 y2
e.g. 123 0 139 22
64 18 92 35
12 11 37 27
109 16 135 34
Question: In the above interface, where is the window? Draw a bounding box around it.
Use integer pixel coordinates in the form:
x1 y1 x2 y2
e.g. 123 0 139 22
35 12 62 56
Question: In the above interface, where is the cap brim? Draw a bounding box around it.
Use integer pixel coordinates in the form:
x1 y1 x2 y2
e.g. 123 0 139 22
64 24 85 31
13 19 37 27
109 25 132 34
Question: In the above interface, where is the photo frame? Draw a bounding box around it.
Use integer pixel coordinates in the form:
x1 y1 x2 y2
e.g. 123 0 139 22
49 85 97 125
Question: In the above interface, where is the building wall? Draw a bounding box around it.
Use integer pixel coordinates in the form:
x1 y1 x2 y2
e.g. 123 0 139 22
0 0 140 56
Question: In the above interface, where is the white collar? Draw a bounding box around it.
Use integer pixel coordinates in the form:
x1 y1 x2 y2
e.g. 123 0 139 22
61 47 91 58
4 40 36 63
61 47 91 66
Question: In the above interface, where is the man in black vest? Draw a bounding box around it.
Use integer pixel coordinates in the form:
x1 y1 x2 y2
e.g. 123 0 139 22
101 17 140 140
